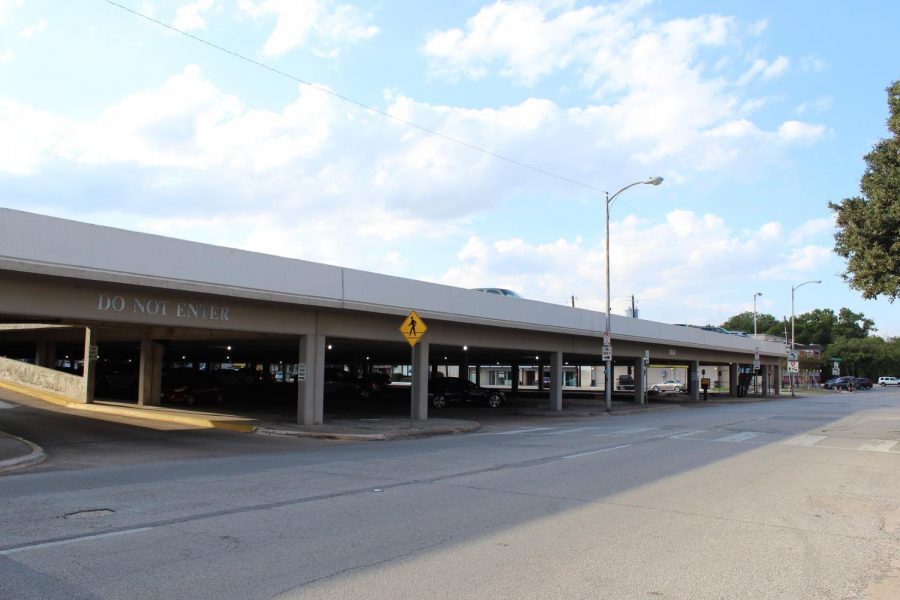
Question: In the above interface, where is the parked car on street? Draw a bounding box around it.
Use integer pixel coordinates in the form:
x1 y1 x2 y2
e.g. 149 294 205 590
878 376 899 386
823 376 856 390
428 377 504 409
162 369 224 406
854 377 873 389
651 380 684 393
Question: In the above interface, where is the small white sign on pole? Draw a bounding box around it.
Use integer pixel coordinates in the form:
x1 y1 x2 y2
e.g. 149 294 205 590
602 345 612 361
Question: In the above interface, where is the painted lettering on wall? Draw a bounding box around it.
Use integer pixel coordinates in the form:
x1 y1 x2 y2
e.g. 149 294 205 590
96 294 230 321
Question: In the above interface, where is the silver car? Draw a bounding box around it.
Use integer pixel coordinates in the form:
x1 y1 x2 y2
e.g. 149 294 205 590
652 380 684 393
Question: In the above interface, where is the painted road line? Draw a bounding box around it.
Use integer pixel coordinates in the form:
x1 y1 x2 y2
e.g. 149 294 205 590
716 432 763 443
593 427 658 437
540 427 602 436
667 429 708 439
0 527 153 555
493 427 559 435
857 439 898 453
782 434 828 447
562 444 632 459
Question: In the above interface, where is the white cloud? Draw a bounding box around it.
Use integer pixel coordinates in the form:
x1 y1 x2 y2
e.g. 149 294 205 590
0 98 68 175
0 49 12 63
172 0 219 31
736 56 790 86
778 120 826 144
0 0 24 25
438 211 834 326
18 18 45 38
795 95 832 115
238 0 378 57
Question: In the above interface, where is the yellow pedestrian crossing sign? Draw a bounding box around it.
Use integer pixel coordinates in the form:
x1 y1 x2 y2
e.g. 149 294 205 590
400 310 427 347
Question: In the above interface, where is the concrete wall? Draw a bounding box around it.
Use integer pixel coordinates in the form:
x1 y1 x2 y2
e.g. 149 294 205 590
0 356 83 400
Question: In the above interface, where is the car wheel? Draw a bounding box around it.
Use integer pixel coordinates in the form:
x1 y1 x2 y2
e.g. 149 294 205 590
359 388 372 402
431 394 447 409
184 394 196 407
673 386 681 393
651 385 660 392
487 393 502 408
214 391 224 405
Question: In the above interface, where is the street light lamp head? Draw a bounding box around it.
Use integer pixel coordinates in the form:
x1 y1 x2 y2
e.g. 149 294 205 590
646 176 664 186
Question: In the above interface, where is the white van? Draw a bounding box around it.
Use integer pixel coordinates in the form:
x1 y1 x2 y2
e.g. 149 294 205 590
878 376 899 386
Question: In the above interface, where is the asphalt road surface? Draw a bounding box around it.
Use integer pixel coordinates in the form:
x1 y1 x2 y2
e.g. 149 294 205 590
2 388 900 599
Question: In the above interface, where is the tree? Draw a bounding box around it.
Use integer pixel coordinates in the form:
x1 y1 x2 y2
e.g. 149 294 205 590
721 312 780 335
829 81 900 302
793 308 836 346
833 307 876 339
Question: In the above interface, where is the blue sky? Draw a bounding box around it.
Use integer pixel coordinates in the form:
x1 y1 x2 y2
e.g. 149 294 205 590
2 0 898 336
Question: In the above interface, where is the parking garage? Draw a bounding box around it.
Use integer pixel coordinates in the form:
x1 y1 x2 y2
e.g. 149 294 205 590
0 208 787 425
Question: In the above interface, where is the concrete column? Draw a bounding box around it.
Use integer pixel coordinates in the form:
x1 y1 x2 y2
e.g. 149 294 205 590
773 365 781 395
474 364 481 387
410 338 430 421
511 363 519 397
81 327 97 404
138 335 164 406
35 341 56 368
633 357 645 405
549 351 563 412
297 334 325 425
729 363 739 397
689 360 700 401
762 365 770 397
538 363 545 390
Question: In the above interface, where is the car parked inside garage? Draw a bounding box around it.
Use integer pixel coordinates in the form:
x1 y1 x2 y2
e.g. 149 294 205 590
428 377 504 409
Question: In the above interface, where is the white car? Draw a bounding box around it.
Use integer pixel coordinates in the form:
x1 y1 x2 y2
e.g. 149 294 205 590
652 380 684 392
878 376 899 386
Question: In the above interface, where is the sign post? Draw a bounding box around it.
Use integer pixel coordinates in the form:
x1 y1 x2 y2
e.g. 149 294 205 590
400 311 428 426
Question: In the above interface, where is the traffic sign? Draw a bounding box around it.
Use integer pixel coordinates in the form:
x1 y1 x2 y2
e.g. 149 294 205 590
602 345 612 361
400 310 427 347
752 359 760 370
787 350 799 361
787 360 799 374
603 333 611 346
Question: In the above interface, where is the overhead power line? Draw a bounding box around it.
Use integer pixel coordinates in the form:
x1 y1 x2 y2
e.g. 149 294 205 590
102 0 760 278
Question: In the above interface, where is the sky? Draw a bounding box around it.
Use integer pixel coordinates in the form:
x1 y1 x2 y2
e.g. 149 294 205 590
1 0 898 337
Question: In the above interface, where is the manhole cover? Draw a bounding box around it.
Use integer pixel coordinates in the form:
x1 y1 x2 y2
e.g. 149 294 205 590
63 508 115 519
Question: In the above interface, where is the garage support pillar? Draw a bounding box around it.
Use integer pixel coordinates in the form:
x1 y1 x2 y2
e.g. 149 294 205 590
410 339 430 421
762 365 770 397
138 335 163 406
34 341 56 368
633 358 645 405
689 361 700 402
511 363 519 397
298 334 325 425
549 352 563 412
81 327 97 404
729 363 739 397
773 365 781 395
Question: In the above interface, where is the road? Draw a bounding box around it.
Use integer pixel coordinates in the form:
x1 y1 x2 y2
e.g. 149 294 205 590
2 388 900 599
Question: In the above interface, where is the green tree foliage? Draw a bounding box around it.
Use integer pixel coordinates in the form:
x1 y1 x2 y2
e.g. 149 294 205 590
720 312 781 335
829 81 900 302
793 308 837 346
833 307 876 339
824 336 900 378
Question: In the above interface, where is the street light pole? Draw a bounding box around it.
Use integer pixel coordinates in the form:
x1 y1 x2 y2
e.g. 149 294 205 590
790 279 822 396
753 292 762 336
604 176 663 410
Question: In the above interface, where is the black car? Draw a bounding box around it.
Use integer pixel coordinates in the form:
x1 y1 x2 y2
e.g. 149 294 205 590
823 376 855 390
324 367 372 401
616 374 635 391
853 377 873 389
162 369 224 406
428 377 504 409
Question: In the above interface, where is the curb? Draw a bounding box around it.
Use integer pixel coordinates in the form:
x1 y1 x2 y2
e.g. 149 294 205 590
254 422 481 441
0 433 46 474
0 380 256 432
